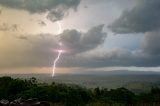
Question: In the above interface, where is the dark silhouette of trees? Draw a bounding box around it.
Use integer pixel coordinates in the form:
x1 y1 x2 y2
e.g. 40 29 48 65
0 76 159 106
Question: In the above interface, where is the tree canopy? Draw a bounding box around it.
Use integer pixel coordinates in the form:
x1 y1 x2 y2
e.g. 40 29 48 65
0 76 159 106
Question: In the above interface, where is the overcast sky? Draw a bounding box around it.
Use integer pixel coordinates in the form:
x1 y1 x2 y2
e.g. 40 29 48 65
0 0 160 74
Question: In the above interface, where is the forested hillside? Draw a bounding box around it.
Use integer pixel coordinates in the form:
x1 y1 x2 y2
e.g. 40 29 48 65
0 76 159 106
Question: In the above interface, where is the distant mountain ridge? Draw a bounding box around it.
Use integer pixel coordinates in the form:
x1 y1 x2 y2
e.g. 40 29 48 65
83 70 160 76
0 70 160 77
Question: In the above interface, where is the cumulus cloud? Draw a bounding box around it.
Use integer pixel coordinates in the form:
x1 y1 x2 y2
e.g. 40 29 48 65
0 0 81 22
60 24 107 53
108 0 160 33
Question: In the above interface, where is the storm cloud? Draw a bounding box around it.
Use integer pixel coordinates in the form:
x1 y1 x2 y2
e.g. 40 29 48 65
142 31 160 55
0 25 106 68
60 24 107 54
0 0 81 22
0 34 58 68
105 0 160 68
108 0 160 33
61 48 160 68
1 0 160 72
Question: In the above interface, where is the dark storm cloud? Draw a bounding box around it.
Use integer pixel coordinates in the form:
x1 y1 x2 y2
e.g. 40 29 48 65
0 25 106 68
0 0 81 22
60 48 160 68
106 0 160 67
108 0 160 33
60 24 107 53
1 31 160 68
142 31 160 55
61 48 132 67
46 8 67 22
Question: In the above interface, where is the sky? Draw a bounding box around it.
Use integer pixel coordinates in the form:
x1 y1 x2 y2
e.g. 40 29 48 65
0 0 160 74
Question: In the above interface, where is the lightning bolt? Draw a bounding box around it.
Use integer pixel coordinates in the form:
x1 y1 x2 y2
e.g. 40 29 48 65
52 49 63 77
52 21 63 77
56 21 62 34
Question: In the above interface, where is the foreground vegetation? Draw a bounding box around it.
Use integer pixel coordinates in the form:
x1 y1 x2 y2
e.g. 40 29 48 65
0 76 159 106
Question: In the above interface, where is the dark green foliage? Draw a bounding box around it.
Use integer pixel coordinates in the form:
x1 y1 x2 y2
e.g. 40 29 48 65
0 77 28 100
0 76 159 106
